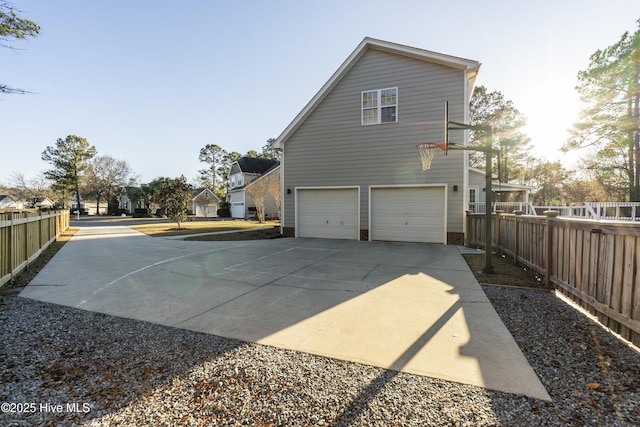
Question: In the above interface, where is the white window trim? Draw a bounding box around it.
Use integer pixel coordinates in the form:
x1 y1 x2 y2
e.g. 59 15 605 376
469 186 479 212
361 87 398 126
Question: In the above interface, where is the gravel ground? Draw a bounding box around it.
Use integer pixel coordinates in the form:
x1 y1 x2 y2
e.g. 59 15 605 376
1 285 639 426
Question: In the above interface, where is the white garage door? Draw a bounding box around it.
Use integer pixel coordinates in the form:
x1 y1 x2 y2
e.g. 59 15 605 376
297 188 359 239
371 186 445 243
231 203 244 218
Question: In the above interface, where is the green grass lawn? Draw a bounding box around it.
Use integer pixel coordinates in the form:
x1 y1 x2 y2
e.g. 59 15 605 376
129 220 280 237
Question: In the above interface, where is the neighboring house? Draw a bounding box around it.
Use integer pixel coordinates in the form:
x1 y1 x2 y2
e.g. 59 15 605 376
227 157 280 218
69 193 85 212
191 188 220 217
69 193 109 215
468 167 534 212
274 37 482 244
118 186 145 214
243 164 281 219
32 197 54 209
0 195 24 209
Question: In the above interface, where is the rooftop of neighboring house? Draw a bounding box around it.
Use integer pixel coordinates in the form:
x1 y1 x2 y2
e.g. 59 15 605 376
234 157 279 174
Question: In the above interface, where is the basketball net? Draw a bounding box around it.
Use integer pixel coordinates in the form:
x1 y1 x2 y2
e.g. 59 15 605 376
416 143 445 170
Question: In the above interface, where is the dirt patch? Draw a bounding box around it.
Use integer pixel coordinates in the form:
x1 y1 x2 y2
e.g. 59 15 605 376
463 253 546 289
184 228 282 241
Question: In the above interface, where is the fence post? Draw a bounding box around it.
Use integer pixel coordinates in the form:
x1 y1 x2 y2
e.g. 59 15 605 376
465 211 470 247
8 212 14 280
544 211 559 288
495 210 504 255
513 210 524 264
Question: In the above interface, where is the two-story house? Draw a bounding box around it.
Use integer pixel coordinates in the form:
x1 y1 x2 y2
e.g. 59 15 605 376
227 157 279 218
274 37 481 244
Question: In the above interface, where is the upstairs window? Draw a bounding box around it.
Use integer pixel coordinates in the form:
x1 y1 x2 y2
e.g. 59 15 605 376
362 87 397 125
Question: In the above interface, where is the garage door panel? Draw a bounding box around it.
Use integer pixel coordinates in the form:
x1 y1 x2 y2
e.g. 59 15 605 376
231 203 244 218
297 189 359 240
371 187 445 243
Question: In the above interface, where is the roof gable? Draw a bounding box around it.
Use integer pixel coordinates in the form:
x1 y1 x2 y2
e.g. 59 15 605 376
274 37 480 148
120 186 142 198
192 187 221 201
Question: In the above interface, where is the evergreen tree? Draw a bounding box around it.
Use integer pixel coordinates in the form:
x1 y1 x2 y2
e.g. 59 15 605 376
42 135 97 211
469 86 534 186
1 1 40 94
564 20 640 200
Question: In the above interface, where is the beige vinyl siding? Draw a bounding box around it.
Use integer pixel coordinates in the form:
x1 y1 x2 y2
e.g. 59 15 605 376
282 48 468 235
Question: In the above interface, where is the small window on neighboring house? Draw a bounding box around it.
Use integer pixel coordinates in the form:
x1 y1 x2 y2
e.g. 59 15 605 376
469 187 478 213
362 87 397 125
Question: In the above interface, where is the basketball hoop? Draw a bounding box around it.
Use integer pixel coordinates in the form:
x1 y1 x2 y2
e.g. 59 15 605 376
416 142 446 170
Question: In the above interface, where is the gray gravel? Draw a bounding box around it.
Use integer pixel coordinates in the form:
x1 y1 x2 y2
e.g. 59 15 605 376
1 285 639 426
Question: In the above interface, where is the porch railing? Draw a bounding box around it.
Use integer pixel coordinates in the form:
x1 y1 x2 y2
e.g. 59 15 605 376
470 201 640 221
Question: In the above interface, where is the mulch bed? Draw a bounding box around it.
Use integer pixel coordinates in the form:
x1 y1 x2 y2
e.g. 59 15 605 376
184 228 282 241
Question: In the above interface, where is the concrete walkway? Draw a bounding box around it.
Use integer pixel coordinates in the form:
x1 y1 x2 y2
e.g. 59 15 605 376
20 224 550 401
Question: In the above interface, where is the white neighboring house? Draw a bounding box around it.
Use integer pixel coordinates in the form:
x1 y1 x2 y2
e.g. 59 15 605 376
70 193 108 215
191 188 220 217
227 157 280 219
69 193 85 213
0 195 24 209
32 198 54 209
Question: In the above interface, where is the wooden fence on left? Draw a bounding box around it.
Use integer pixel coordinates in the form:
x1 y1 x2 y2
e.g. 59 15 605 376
0 210 70 287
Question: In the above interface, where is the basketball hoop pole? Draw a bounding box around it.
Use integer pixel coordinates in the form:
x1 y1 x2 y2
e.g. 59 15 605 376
445 109 495 274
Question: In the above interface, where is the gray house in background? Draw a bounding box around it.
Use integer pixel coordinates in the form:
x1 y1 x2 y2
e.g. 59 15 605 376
468 167 533 212
118 186 144 214
274 37 480 244
227 157 279 218
0 195 24 209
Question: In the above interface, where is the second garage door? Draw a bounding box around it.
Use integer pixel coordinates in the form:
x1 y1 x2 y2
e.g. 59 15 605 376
370 186 445 243
297 188 359 239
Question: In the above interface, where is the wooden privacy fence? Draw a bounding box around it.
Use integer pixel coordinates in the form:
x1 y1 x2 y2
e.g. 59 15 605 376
0 210 70 287
467 211 640 347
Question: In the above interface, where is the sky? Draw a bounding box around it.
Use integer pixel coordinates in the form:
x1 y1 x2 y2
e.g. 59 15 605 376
1 0 638 185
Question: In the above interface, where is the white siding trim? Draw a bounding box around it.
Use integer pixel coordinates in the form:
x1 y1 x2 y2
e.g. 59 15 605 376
295 186 360 239
368 184 448 244
280 153 285 234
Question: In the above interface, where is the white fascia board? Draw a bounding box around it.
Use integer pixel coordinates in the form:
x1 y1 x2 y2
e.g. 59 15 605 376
492 182 535 191
469 166 498 179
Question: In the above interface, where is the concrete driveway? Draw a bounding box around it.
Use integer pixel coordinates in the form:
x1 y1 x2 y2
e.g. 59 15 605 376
20 222 549 400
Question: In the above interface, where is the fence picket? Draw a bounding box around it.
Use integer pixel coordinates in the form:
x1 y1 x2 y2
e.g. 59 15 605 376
620 236 635 340
467 212 640 347
0 210 69 287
